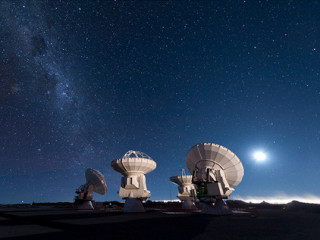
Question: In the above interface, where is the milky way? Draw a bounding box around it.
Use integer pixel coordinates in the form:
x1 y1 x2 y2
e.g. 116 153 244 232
1 1 320 203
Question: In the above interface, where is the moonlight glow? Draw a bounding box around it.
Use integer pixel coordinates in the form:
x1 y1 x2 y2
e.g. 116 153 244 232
253 151 267 162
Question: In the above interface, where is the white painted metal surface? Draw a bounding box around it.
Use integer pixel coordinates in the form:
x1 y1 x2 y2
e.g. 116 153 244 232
85 168 107 195
186 143 244 188
111 151 156 175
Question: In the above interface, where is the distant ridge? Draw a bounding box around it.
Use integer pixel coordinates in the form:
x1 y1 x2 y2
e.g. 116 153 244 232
1 200 320 213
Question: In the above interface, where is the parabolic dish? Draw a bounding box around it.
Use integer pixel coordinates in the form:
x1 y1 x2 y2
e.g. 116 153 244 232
170 175 193 185
85 168 107 195
111 150 156 175
186 143 244 188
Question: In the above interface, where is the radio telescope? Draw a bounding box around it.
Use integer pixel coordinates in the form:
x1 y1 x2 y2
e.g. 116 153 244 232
186 143 244 215
75 168 107 210
111 150 156 212
170 169 197 209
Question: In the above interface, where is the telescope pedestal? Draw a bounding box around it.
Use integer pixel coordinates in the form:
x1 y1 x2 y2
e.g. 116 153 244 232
124 198 145 213
182 199 197 210
201 199 231 215
78 200 94 210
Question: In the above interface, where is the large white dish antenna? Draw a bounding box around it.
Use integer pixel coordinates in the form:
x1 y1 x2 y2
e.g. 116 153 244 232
186 143 244 215
111 150 156 213
75 168 107 210
85 168 107 195
186 143 244 188
170 170 197 210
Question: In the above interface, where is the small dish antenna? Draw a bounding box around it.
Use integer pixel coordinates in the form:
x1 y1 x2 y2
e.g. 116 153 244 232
170 169 197 209
75 168 107 210
186 143 244 215
111 150 156 212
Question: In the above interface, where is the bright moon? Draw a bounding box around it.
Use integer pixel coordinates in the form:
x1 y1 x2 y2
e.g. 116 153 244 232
253 151 267 162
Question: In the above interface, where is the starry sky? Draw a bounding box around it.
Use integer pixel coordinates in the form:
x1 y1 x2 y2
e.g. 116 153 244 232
1 1 320 204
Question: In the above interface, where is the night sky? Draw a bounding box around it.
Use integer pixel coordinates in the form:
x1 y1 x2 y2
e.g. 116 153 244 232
1 1 320 204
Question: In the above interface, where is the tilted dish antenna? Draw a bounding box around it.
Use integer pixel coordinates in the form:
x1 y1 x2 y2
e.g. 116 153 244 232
75 168 107 210
111 150 156 212
186 143 244 215
170 169 197 209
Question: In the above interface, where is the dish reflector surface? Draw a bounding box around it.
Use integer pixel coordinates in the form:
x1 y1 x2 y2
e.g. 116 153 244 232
85 168 107 194
186 143 244 188
111 150 156 175
170 175 193 185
